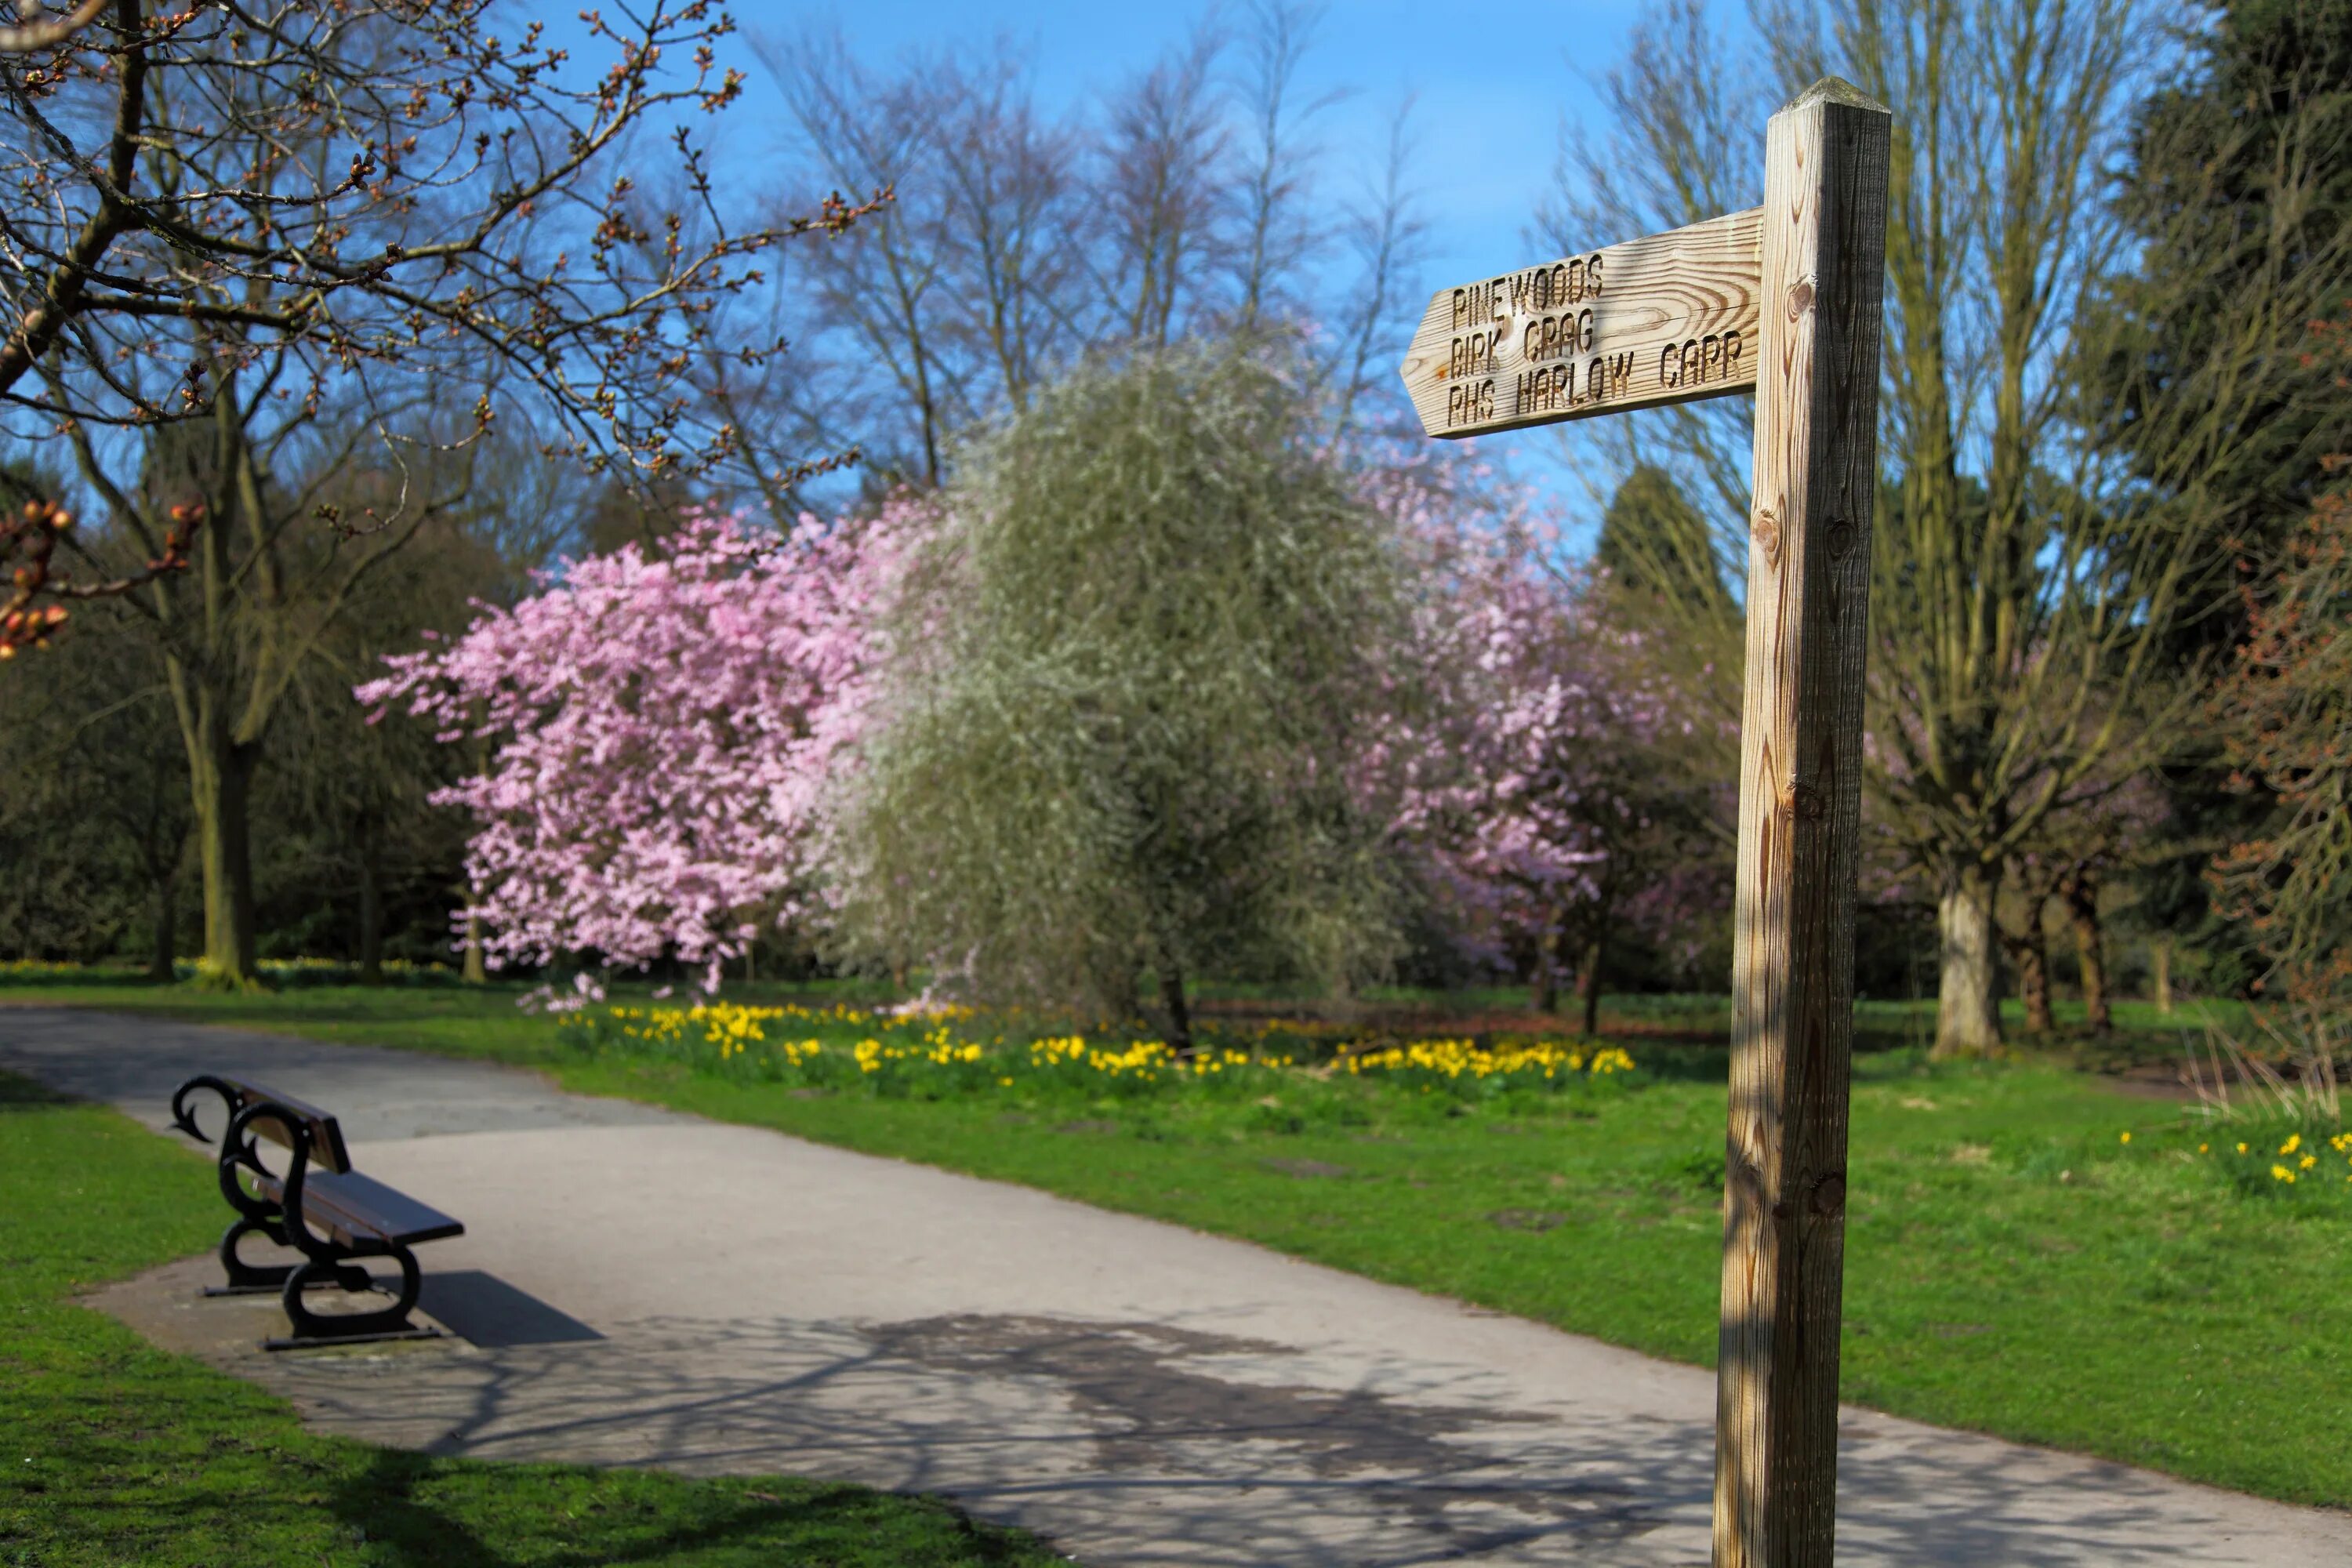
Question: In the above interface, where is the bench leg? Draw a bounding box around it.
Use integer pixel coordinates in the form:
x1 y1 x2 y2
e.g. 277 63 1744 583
205 1215 296 1296
269 1245 436 1348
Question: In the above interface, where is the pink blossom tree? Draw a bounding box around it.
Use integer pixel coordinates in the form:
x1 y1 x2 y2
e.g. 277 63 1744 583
1387 467 1727 1026
358 506 914 993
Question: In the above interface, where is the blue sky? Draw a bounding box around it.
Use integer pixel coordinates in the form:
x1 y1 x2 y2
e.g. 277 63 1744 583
731 0 1659 300
728 0 1679 542
735 0 1657 292
539 0 1739 542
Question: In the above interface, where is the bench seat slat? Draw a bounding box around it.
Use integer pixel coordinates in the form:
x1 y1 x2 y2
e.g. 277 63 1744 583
255 1169 466 1248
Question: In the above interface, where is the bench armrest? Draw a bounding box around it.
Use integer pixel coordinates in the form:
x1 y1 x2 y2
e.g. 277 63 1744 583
170 1074 241 1145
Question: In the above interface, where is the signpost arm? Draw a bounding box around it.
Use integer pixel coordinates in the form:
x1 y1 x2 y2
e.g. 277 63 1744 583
1714 78 1890 1568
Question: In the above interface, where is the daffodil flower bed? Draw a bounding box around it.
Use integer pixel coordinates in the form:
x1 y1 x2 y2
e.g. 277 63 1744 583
2182 1126 2352 1198
556 1000 1638 1112
2090 1120 2352 1203
0 959 91 978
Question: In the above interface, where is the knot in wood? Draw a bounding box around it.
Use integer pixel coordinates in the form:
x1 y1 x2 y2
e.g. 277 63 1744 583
1778 781 1827 821
1785 275 1817 319
1727 1149 1769 1210
1809 1172 1846 1218
1751 509 1782 568
1826 518 1857 560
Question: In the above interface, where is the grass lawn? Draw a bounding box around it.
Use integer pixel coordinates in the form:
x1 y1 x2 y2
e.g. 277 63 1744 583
0 1069 1066 1568
3 971 2346 1513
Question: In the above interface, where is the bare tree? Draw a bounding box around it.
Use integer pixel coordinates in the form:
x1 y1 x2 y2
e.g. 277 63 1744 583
758 3 1425 489
933 61 1088 416
1327 95 1428 442
1231 0 1341 336
762 31 971 486
1526 0 1770 777
1097 20 1235 351
1536 0 1769 532
1 2 875 985
265 503 496 983
0 608 188 970
1832 0 2158 1056
1537 0 2348 1054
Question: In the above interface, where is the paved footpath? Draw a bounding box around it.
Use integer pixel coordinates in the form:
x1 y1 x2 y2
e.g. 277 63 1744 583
3 1007 2343 1567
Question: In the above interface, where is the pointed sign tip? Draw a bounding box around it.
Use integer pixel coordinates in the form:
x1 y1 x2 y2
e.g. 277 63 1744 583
1781 76 1890 117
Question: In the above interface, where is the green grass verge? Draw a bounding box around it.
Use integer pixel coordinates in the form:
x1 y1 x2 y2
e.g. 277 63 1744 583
0 1071 1067 1568
3 977 2344 1512
608 1058 2350 1509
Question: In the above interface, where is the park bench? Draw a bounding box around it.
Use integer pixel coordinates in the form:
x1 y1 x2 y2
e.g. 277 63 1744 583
171 1073 463 1348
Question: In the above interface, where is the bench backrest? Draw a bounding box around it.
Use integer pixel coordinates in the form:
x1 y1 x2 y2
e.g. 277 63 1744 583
184 1076 354 1174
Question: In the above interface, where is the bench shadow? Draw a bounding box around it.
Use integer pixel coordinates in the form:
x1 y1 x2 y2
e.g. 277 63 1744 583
420 1272 604 1348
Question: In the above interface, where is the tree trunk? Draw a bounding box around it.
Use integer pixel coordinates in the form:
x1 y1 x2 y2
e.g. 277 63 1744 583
1104 967 1144 1029
148 862 180 983
2016 937 2052 1036
1935 862 2004 1057
462 913 488 984
2151 933 2172 1014
2002 894 2053 1034
2063 871 2110 1035
357 825 386 986
1157 955 1193 1056
1533 903 1573 1014
1580 935 1604 1038
183 701 261 986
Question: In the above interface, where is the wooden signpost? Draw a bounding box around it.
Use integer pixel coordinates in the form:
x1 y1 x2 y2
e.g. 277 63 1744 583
1401 79 1891 1568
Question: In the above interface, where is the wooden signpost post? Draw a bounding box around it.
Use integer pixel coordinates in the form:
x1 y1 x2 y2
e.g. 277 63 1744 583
1400 79 1891 1568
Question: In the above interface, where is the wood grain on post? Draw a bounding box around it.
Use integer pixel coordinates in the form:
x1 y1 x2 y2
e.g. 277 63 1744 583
1714 78 1889 1568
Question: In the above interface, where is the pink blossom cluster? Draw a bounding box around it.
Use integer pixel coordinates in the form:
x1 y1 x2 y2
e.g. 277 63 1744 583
357 509 907 988
1376 463 1704 983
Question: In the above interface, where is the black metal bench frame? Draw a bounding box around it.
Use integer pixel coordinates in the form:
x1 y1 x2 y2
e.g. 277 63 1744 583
171 1073 462 1349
